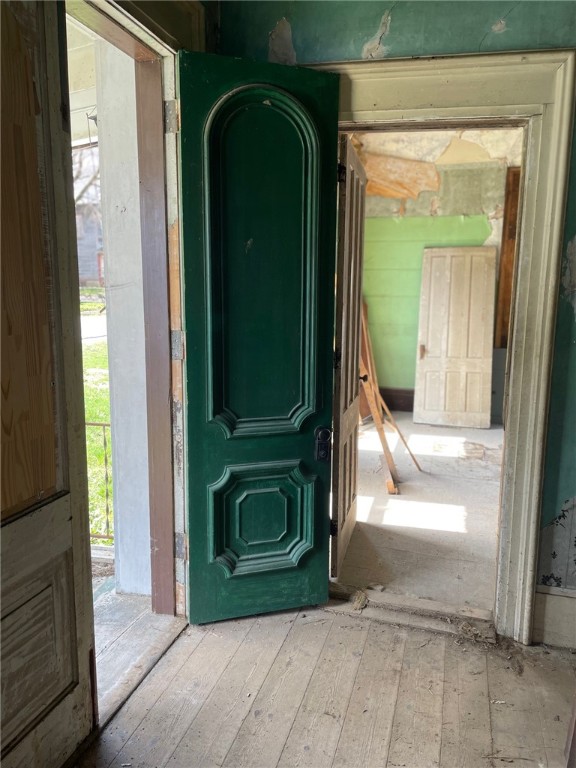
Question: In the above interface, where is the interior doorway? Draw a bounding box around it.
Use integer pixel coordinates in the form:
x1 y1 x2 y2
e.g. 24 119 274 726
65 10 183 725
335 126 524 621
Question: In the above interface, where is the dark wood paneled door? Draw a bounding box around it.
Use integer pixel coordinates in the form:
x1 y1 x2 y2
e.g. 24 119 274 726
331 137 367 577
179 52 339 623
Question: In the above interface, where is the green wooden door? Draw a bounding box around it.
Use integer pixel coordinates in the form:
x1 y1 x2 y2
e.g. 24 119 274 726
179 52 339 624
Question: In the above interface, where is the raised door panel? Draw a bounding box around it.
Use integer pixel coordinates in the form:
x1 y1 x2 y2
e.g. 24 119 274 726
1 1 60 521
206 86 319 437
1 500 78 757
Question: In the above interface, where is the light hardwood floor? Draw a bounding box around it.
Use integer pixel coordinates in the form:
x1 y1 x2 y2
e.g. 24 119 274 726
77 607 575 768
92 575 186 724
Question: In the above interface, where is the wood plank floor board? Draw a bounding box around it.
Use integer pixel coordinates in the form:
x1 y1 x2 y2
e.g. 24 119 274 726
96 611 187 724
502 647 576 768
78 608 576 768
164 611 299 768
107 616 256 768
277 613 369 767
439 640 492 767
77 625 208 767
94 592 149 657
221 612 335 768
487 649 555 766
332 623 407 768
386 631 446 768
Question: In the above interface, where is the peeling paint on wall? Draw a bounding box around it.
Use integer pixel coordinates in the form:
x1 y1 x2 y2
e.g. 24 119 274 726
362 152 439 199
268 18 296 65
437 137 493 165
362 10 391 59
538 497 576 590
492 18 507 34
357 128 523 167
364 163 506 221
562 235 576 318
484 218 504 250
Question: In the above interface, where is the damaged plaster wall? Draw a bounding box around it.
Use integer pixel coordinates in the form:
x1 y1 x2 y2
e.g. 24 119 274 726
219 2 576 65
218 1 576 594
268 17 296 65
538 497 576 590
361 129 520 233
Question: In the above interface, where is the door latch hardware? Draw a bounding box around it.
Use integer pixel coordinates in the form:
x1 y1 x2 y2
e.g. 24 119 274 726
314 426 332 463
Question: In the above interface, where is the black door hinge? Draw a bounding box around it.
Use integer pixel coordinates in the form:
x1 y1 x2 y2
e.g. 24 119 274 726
330 519 338 536
333 347 342 370
338 163 347 183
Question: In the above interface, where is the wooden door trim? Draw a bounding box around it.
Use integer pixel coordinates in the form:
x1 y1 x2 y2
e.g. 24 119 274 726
314 51 575 644
134 59 175 615
65 1 179 614
66 0 157 61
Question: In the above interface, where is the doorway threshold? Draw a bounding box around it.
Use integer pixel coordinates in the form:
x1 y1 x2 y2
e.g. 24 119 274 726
92 575 186 726
328 583 496 643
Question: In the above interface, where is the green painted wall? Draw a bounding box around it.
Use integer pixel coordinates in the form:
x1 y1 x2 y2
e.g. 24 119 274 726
216 0 576 557
218 1 576 63
364 215 491 390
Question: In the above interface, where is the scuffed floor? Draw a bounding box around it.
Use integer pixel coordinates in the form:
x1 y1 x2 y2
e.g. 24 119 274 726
77 607 575 768
339 413 502 614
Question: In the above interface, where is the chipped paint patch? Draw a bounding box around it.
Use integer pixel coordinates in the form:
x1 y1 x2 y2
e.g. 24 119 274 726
561 235 576 318
268 18 296 66
362 10 391 60
538 497 576 590
484 218 503 249
492 18 507 33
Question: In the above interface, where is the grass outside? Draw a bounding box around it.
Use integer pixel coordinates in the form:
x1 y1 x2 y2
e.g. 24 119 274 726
83 339 113 544
80 287 106 315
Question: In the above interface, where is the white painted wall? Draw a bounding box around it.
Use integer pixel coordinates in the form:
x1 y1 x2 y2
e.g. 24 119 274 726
96 41 151 595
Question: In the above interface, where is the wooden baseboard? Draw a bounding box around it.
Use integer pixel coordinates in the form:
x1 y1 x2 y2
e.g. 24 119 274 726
532 591 576 648
380 388 414 412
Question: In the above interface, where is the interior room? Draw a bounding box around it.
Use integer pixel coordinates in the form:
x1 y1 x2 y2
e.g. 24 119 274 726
336 127 523 623
2 2 575 767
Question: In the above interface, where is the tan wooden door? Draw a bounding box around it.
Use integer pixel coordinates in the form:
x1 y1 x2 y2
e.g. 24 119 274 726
331 136 367 577
414 246 497 429
1 4 95 765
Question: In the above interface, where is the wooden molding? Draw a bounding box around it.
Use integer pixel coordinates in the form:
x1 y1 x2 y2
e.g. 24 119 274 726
315 51 576 644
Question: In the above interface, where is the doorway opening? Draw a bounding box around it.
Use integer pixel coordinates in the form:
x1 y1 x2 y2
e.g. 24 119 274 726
65 12 183 724
336 126 524 621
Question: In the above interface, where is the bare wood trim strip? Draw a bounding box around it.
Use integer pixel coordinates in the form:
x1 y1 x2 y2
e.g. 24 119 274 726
494 166 521 349
135 59 175 615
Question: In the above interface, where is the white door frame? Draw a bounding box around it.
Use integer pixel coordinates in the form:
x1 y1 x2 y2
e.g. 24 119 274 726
315 51 575 643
